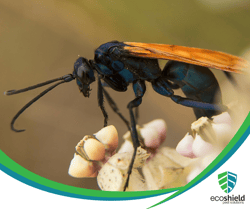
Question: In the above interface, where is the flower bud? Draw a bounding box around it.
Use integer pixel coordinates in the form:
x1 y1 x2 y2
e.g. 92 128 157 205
94 125 118 152
142 119 167 145
84 138 106 161
68 153 97 178
176 133 196 158
118 140 134 153
211 123 232 142
140 126 160 149
122 119 167 150
212 112 231 125
192 134 213 158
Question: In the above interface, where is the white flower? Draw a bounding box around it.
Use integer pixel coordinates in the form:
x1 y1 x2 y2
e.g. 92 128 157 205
176 112 236 182
68 125 119 178
68 119 171 191
68 109 244 191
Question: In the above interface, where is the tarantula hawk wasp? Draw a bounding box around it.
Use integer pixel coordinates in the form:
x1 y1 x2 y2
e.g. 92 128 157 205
5 41 248 191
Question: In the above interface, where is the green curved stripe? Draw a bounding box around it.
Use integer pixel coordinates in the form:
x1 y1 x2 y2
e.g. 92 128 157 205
0 149 178 199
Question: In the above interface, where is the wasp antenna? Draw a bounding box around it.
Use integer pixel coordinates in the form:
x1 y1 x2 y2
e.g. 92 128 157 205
4 74 74 96
10 75 74 132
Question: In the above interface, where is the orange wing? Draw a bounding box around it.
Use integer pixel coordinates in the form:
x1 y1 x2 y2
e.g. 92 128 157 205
124 42 249 73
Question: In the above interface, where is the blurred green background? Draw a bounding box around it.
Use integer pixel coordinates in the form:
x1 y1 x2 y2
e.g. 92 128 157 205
1 0 250 190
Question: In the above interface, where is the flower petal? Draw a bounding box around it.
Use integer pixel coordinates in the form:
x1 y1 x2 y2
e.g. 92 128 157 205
192 134 213 157
94 125 119 152
118 140 134 153
212 112 231 125
176 133 196 158
68 153 97 178
212 123 232 142
84 138 106 161
143 119 167 143
186 166 203 183
140 126 161 149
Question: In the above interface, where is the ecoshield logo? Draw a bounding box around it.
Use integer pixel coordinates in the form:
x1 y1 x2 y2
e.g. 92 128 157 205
218 171 237 193
210 171 245 204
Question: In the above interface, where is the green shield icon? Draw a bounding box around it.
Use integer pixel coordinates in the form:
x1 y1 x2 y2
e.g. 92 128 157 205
218 171 237 193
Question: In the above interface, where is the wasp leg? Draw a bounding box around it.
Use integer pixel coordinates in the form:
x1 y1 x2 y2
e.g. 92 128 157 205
170 95 228 112
152 77 228 118
135 107 139 124
102 87 130 130
124 80 146 191
97 76 108 127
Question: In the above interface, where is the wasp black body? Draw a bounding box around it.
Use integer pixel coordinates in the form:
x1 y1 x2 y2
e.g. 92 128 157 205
6 40 247 190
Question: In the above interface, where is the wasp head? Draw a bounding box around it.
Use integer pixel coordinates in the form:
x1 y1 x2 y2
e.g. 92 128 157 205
73 57 95 97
